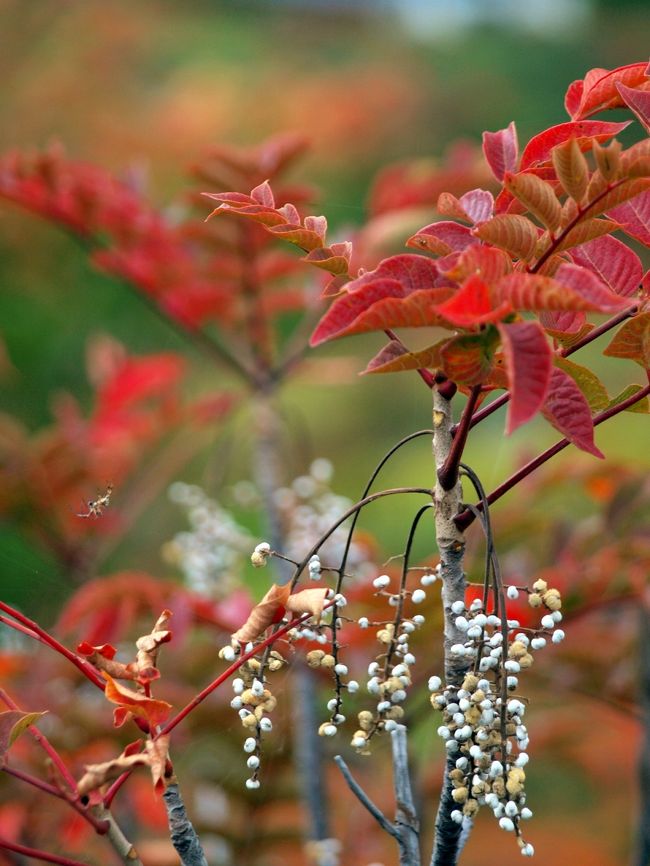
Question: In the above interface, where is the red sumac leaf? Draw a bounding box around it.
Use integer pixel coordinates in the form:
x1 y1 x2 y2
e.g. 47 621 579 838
603 312 650 368
345 254 440 295
302 244 351 276
495 272 604 312
473 214 539 261
504 171 562 231
250 180 275 208
434 274 511 327
520 120 630 170
542 366 604 457
567 62 650 120
268 223 324 251
554 357 610 413
437 191 472 223
458 188 494 224
616 82 650 134
570 234 643 298
552 137 589 203
444 245 513 284
310 279 405 345
553 217 619 253
497 320 552 433
407 220 476 256
482 121 519 181
607 188 650 246
554 262 632 312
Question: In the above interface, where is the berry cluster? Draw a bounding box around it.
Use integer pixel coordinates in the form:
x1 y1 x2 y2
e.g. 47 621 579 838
429 579 564 857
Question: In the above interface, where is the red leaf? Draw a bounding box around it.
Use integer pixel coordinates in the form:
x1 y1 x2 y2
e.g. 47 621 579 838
473 214 539 261
504 171 562 231
482 121 519 181
434 274 512 326
407 220 477 255
443 245 513 284
566 62 650 120
554 263 633 312
363 338 446 375
458 188 494 224
616 82 650 134
310 278 406 345
102 673 172 730
250 180 275 208
494 272 611 312
520 121 631 170
542 367 604 457
540 309 588 338
607 189 650 246
267 223 324 251
301 244 352 276
570 235 643 298
77 641 117 660
497 320 552 433
345 254 440 295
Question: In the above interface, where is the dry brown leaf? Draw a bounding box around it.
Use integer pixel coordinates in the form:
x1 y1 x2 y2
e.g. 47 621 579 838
232 583 291 644
135 609 173 680
285 588 329 623
102 673 172 730
77 750 151 797
146 734 171 794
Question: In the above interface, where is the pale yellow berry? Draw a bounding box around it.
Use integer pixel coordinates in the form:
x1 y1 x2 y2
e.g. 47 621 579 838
543 588 562 611
532 579 548 593
462 674 479 692
463 798 479 817
320 654 336 669
528 593 543 608
242 714 258 729
358 711 374 731
451 787 468 803
306 650 325 668
508 641 528 659
518 653 534 669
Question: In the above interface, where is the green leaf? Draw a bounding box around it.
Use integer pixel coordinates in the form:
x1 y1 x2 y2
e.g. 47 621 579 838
554 357 609 412
607 383 650 414
0 711 48 759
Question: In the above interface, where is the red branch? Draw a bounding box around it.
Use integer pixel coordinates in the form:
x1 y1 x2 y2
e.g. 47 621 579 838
0 836 91 866
0 602 104 689
455 380 650 531
103 602 335 807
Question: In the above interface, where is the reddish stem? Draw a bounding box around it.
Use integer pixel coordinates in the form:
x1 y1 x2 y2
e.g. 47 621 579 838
0 836 91 866
1 766 109 834
103 603 333 807
455 380 650 530
0 602 104 689
0 689 79 794
438 385 482 490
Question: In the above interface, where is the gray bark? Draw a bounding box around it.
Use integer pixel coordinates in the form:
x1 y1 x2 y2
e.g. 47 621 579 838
430 388 470 866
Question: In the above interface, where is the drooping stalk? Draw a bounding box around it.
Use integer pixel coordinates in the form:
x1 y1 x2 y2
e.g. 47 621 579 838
430 387 471 866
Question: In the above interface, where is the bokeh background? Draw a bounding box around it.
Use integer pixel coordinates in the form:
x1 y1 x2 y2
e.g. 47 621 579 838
1 2 649 865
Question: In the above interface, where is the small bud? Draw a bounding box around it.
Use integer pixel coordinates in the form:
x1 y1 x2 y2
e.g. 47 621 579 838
411 589 426 604
245 778 260 789
319 723 337 737
428 675 442 692
507 586 519 600
451 600 465 615
499 817 515 832
243 738 257 753
251 542 271 568
528 593 543 608
373 574 391 589
532 578 548 593
552 629 565 644
358 617 369 629
334 663 348 676
259 718 273 732
541 614 555 629
247 755 260 769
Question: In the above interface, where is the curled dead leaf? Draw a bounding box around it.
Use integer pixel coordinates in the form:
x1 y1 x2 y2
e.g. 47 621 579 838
102 672 172 730
135 609 173 681
285 588 329 623
77 748 151 797
232 583 290 644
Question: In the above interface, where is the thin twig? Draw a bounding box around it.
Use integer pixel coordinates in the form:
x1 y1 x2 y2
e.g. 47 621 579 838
333 755 399 839
390 725 421 866
0 836 90 866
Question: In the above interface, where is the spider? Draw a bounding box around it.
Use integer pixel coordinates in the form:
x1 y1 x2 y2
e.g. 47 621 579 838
76 484 114 519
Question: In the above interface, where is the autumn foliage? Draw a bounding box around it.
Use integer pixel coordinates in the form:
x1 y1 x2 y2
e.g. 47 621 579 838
0 59 649 866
